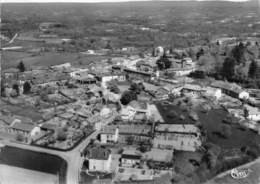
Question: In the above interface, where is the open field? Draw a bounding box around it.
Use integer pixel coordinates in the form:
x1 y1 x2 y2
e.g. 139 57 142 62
0 164 58 184
1 51 110 70
1 100 42 121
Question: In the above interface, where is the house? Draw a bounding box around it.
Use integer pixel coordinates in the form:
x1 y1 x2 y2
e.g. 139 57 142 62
87 146 112 172
7 122 41 140
124 68 153 82
94 72 126 88
121 105 136 121
121 149 142 168
136 61 155 73
100 124 152 144
154 87 171 100
244 104 260 121
3 68 19 79
155 46 164 57
100 126 119 144
211 81 249 100
166 67 195 77
181 84 205 96
121 101 150 121
204 87 222 100
153 124 202 152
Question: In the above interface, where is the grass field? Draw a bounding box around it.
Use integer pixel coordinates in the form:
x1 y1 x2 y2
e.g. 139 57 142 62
1 100 42 121
1 51 109 70
0 164 58 184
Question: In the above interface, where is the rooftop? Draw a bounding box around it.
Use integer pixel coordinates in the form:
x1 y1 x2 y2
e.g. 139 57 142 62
88 146 111 160
11 122 35 132
101 124 151 135
155 124 200 133
211 81 244 93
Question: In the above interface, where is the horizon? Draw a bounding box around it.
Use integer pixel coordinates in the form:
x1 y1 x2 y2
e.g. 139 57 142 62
1 0 252 3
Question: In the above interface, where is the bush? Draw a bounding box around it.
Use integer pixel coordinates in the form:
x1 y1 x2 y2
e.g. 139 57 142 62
16 133 25 142
56 128 67 141
120 90 137 105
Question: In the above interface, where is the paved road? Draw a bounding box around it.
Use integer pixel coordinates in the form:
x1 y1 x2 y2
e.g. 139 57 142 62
0 130 100 184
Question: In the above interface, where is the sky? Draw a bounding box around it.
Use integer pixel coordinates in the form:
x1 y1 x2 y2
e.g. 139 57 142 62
1 0 252 3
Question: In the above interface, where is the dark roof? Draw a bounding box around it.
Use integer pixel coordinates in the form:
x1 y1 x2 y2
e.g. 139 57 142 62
40 123 57 130
121 154 141 160
124 68 152 76
88 147 111 160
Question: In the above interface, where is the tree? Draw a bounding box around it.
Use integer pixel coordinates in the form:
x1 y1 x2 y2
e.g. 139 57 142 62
125 136 134 145
56 128 67 141
244 108 249 119
129 82 145 94
222 57 236 80
105 40 112 50
221 125 232 138
196 48 204 60
156 54 171 70
16 133 25 142
120 90 137 105
23 81 31 94
1 82 5 97
12 83 20 96
248 60 258 79
17 61 25 72
231 42 246 64
40 90 49 101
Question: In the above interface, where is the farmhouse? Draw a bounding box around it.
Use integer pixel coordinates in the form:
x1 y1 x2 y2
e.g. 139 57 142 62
7 122 41 140
181 84 205 96
87 146 112 172
211 81 249 100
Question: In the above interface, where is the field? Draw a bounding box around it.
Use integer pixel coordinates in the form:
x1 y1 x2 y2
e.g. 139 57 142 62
1 100 42 121
0 164 58 184
1 51 109 70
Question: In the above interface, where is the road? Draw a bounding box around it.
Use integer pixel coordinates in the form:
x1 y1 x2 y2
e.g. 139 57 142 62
0 130 100 184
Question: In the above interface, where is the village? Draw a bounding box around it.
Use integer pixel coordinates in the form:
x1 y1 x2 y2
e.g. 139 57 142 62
1 0 260 180
1 24 260 183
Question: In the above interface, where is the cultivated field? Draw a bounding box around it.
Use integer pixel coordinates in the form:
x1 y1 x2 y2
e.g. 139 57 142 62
0 164 58 184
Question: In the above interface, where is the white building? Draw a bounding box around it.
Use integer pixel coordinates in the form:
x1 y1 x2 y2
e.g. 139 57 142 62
205 87 222 100
51 63 71 70
121 149 142 168
100 73 126 88
155 46 164 57
244 105 260 121
100 127 119 144
87 147 112 172
239 91 250 100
